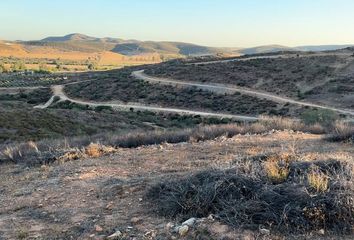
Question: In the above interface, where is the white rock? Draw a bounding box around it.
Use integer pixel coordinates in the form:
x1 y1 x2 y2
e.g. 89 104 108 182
181 217 196 227
259 228 270 235
107 230 122 239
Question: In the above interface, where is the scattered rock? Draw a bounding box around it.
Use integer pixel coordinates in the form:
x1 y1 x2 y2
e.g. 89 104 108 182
181 217 196 227
165 222 174 230
318 229 325 235
95 225 103 232
107 230 122 239
106 201 114 210
178 225 189 236
259 228 270 235
144 230 157 238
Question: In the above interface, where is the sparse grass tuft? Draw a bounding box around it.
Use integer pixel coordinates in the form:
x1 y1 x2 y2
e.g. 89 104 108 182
264 154 291 184
307 169 329 193
85 143 102 158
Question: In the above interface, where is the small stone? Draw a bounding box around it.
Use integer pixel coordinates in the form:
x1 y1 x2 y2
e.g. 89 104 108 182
178 225 189 236
107 230 122 239
165 222 174 230
259 228 270 235
318 229 325 235
130 217 142 224
182 217 196 227
95 225 103 232
106 202 114 210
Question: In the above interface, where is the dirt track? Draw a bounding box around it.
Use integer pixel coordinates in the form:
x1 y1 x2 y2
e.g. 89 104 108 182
35 85 258 121
132 70 354 116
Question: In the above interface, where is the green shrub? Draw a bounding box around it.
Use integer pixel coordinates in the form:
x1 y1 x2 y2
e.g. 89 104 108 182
301 109 338 127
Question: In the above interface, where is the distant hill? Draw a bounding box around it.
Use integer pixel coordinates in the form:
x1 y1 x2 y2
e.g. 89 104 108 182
294 44 354 52
237 44 354 55
238 45 292 55
36 33 227 57
41 33 100 42
1 34 353 64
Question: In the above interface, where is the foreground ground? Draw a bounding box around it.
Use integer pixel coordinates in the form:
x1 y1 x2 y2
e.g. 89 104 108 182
0 131 353 239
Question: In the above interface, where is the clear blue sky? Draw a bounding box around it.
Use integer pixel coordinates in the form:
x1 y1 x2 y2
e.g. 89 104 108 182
1 0 354 47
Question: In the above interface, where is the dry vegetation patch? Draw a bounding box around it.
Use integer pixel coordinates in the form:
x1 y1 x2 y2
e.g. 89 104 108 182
147 157 354 234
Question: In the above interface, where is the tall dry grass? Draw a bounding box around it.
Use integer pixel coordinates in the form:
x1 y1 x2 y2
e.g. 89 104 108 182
0 116 341 166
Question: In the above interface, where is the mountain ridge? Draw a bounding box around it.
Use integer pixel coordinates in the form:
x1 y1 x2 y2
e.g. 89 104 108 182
2 33 354 60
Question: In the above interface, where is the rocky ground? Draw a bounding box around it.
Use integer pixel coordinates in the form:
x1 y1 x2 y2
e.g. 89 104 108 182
0 131 353 240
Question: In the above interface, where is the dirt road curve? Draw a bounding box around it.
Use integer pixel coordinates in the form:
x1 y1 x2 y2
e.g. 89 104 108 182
132 70 354 116
34 85 258 121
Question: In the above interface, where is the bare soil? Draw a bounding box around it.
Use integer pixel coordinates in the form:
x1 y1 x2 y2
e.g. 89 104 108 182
1 131 353 239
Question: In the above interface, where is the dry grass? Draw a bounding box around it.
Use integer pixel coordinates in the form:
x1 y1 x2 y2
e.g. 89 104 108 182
264 154 291 184
325 121 354 142
85 143 102 158
0 116 338 166
307 169 329 193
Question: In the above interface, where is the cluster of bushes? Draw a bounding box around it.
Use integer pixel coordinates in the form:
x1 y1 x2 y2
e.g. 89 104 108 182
0 88 52 104
2 115 348 166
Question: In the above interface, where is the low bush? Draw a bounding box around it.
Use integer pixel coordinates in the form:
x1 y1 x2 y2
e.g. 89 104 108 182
0 117 332 165
301 109 339 127
146 159 354 234
325 121 354 143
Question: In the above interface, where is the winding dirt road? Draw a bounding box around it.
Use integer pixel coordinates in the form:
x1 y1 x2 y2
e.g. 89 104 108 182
6 53 352 120
132 70 354 116
34 85 258 121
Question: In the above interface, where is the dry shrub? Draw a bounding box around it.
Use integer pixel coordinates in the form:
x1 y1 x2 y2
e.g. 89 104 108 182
58 149 84 163
2 147 16 161
307 169 329 193
1 146 22 163
325 121 354 142
27 141 39 153
264 155 290 184
0 117 331 166
147 160 354 234
85 143 102 158
91 144 117 157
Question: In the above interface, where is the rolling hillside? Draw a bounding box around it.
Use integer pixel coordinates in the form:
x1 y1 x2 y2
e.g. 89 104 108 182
1 34 353 71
